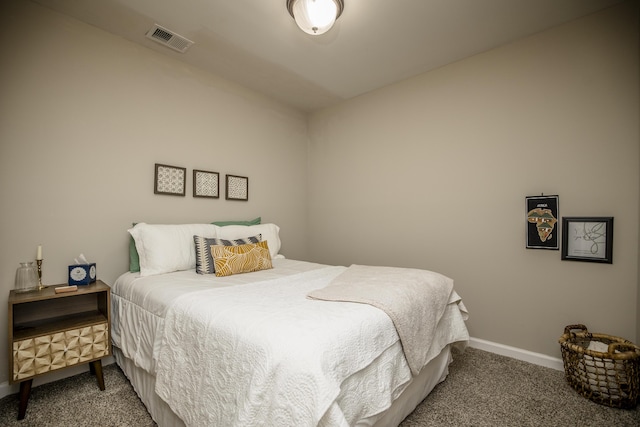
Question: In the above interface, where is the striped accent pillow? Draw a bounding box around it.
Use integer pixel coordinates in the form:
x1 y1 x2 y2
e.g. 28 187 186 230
211 241 273 277
194 234 261 274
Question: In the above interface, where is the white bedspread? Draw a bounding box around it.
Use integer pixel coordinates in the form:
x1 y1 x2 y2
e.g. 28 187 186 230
153 265 466 427
112 259 469 427
111 257 324 374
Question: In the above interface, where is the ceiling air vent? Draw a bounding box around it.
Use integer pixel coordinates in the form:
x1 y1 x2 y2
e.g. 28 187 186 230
145 24 194 53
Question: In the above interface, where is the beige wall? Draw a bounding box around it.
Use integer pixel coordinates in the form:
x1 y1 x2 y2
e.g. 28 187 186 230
307 1 639 357
0 1 309 383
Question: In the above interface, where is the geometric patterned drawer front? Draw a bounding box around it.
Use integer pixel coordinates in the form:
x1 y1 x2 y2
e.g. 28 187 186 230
13 323 109 381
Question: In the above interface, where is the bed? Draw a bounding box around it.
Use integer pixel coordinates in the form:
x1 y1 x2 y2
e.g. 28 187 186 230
111 222 469 426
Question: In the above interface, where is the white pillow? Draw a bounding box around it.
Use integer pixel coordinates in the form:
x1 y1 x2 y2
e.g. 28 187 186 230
129 223 218 277
216 223 281 259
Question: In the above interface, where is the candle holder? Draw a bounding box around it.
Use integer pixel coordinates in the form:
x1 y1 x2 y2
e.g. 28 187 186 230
36 259 44 291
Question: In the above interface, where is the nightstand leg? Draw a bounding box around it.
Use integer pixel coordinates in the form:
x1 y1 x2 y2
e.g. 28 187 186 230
17 379 33 420
91 360 105 390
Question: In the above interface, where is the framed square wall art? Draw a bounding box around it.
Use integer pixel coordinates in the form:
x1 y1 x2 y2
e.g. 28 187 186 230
561 217 613 264
154 163 186 196
193 169 219 199
525 195 559 250
225 174 248 201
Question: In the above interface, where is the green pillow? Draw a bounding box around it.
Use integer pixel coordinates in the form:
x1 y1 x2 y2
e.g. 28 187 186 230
129 222 140 272
129 234 140 272
212 217 261 227
129 218 262 273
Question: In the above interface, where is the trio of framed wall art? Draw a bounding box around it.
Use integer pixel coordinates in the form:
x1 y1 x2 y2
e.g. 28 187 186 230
153 163 248 201
526 195 613 264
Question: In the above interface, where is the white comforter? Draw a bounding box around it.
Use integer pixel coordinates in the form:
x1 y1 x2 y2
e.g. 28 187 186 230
152 264 468 427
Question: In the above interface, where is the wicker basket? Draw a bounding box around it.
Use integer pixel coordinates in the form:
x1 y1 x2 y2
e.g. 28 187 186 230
559 324 640 409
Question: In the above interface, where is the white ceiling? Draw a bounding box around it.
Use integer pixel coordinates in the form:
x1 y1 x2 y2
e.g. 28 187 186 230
33 0 623 112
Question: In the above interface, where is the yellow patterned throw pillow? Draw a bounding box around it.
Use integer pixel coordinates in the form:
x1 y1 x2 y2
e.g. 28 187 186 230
211 241 273 277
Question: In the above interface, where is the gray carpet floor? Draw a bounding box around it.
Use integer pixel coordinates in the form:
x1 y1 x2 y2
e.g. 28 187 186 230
0 347 638 426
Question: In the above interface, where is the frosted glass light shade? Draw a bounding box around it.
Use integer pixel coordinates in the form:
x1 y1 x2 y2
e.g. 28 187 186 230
287 0 344 35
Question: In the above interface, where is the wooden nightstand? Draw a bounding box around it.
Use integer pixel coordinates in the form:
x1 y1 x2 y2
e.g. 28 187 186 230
8 280 111 420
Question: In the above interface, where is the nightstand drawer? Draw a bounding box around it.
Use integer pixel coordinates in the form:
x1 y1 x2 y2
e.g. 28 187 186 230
13 322 109 381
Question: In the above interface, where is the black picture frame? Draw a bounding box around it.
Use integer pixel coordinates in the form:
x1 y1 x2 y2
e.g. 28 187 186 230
193 169 220 199
225 174 248 201
154 164 186 196
526 195 559 250
561 217 613 264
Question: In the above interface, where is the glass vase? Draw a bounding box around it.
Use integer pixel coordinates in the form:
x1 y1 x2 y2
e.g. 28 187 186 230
15 262 39 293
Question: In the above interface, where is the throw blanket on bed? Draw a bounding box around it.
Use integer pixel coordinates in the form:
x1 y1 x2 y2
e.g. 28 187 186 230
155 266 408 427
307 264 457 376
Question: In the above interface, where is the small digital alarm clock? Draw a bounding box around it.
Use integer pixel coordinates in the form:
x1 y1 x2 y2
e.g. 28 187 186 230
68 263 96 285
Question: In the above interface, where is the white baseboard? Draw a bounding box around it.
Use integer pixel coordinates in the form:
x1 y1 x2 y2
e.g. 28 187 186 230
0 356 114 400
468 337 564 371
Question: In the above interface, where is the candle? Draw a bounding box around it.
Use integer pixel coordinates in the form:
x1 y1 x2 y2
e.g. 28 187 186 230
36 245 42 260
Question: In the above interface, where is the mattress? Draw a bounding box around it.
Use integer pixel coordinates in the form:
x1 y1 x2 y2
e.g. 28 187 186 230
111 258 469 426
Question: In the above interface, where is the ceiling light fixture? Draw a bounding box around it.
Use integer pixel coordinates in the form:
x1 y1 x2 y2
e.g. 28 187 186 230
286 0 344 35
